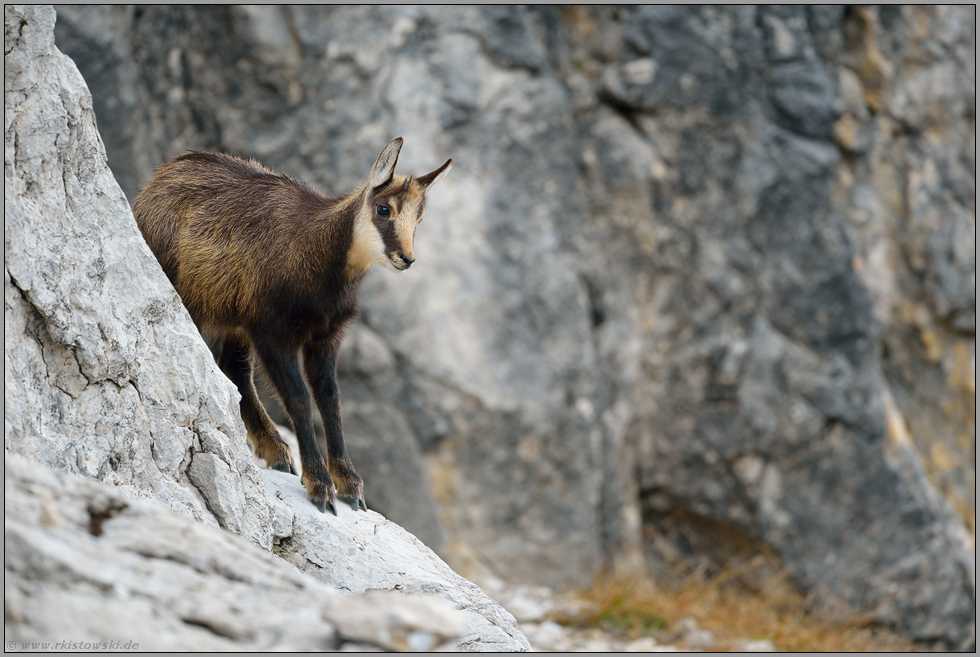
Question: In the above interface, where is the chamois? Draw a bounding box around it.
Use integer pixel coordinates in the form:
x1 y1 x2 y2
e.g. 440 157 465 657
133 138 452 514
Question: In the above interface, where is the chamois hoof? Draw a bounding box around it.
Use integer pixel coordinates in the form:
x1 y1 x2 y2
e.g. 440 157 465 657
271 462 298 476
338 494 368 512
302 471 336 514
311 495 337 515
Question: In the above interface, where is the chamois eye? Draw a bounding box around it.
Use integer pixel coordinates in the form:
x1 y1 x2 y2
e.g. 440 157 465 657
377 204 390 217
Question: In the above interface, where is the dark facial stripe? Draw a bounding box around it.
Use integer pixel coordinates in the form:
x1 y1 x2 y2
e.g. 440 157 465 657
372 214 402 256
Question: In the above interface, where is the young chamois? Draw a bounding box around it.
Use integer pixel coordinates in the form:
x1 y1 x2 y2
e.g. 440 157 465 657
133 138 452 514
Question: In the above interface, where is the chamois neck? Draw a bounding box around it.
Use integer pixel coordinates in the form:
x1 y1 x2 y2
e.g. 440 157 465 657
342 184 384 280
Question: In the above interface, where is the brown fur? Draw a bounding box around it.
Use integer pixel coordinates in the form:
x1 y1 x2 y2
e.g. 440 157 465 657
132 139 451 513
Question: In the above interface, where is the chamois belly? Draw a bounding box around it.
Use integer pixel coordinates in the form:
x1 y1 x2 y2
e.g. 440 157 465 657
182 267 360 346
270 289 361 345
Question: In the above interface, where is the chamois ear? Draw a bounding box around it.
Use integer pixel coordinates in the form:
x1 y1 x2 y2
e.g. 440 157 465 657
369 137 403 189
415 158 453 190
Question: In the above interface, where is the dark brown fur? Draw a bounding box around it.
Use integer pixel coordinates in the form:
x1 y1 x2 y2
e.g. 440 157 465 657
133 139 451 513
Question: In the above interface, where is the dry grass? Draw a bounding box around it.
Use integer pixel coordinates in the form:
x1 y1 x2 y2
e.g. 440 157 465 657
556 563 918 652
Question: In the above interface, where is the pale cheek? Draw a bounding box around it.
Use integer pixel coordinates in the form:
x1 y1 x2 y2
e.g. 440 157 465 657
378 257 400 272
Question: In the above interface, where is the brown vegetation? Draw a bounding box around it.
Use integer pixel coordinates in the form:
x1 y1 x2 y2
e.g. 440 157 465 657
558 565 918 652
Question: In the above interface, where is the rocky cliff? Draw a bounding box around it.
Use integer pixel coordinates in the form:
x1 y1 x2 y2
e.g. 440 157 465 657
4 5 528 651
8 4 974 649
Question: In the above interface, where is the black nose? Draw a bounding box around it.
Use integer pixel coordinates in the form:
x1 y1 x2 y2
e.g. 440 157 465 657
400 254 415 267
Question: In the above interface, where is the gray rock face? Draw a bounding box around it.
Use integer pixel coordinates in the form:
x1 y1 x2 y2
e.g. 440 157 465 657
48 3 974 648
5 5 528 651
831 5 976 558
5 454 469 652
5 2 273 545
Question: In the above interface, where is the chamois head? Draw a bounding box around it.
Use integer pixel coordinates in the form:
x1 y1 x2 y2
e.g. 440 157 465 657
350 137 452 274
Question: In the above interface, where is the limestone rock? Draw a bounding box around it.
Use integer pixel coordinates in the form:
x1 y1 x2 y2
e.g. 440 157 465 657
262 469 529 651
4 454 467 652
4 3 276 547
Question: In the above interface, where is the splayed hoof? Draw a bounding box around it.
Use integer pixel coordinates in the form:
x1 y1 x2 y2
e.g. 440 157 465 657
338 494 368 512
302 469 336 515
311 494 337 515
271 461 298 476
330 459 365 512
252 430 296 476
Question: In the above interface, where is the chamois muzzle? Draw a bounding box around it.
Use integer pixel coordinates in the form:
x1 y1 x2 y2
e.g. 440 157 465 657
393 252 414 270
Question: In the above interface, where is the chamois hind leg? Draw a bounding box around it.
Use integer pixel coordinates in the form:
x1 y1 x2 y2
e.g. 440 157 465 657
217 335 296 475
303 338 366 512
253 336 336 514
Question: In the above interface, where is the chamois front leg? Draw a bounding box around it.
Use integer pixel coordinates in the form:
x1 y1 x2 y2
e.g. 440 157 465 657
217 335 296 475
303 338 366 511
253 336 337 514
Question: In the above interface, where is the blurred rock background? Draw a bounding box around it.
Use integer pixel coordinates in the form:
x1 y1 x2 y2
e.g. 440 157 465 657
52 5 974 648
